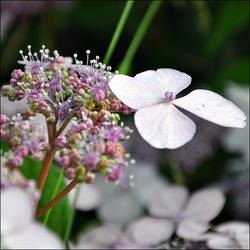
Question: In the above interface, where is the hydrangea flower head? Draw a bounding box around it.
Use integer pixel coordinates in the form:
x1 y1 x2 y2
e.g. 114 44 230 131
109 69 246 149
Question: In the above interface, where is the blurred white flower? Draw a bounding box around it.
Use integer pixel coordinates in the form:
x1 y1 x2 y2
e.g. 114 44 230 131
223 83 249 164
69 162 167 224
1 95 28 116
1 187 64 249
129 185 225 243
204 221 249 249
70 223 122 249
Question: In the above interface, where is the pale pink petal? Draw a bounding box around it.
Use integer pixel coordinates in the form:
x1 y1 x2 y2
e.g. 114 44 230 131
183 189 225 223
97 194 142 224
127 217 174 245
3 222 63 249
177 219 209 240
109 74 164 110
76 224 121 247
206 235 237 249
173 89 247 128
134 103 196 149
147 185 189 218
216 221 249 235
114 235 149 249
1 187 33 235
135 69 191 96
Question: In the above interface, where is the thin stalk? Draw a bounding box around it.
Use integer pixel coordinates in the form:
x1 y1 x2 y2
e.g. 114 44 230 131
36 147 56 192
43 168 64 225
36 178 78 218
103 1 134 65
64 185 80 246
119 1 162 74
57 117 71 137
168 156 185 185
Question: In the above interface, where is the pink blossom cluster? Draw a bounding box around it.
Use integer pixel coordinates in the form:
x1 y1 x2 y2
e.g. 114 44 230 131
0 114 48 168
1 46 131 125
1 45 133 185
56 108 133 184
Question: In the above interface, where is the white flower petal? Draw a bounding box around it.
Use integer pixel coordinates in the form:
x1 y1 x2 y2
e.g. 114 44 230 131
109 74 164 110
76 223 121 248
135 69 191 96
156 68 192 94
131 162 167 206
3 222 63 249
216 221 249 235
1 96 29 116
173 89 247 128
1 187 33 235
97 194 142 224
206 234 237 249
69 183 101 211
183 188 225 223
147 185 189 218
177 219 209 241
127 217 174 246
134 103 196 149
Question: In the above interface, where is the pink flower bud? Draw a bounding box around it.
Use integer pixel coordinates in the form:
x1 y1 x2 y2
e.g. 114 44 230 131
16 145 29 157
71 133 82 143
15 90 25 100
55 56 64 64
77 106 89 119
11 69 24 80
105 141 116 155
92 89 106 103
10 155 23 168
90 125 99 135
55 136 68 148
85 172 96 183
64 168 76 179
1 114 7 125
122 105 131 115
111 99 122 111
61 155 71 168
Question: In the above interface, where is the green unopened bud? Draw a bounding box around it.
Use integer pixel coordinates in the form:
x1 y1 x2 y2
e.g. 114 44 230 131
86 100 95 110
29 103 38 112
76 165 87 176
64 71 69 78
77 174 85 184
46 116 56 124
65 89 71 97
115 114 120 121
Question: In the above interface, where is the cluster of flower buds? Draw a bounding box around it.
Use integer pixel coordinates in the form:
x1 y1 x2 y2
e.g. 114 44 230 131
0 114 48 168
56 109 134 185
1 45 134 186
1 45 131 125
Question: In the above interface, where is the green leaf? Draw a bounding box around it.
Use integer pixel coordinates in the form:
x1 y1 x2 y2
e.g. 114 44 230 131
210 58 249 92
20 158 71 240
204 1 249 57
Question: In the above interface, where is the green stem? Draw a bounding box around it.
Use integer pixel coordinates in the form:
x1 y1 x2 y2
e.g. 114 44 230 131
63 185 80 247
103 1 134 65
43 168 64 225
168 156 186 185
119 1 162 74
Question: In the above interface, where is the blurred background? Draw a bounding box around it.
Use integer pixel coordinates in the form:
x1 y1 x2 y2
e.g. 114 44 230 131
1 0 249 244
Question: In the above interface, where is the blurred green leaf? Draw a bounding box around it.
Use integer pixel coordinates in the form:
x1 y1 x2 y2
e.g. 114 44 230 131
20 159 71 240
204 1 249 57
210 58 249 92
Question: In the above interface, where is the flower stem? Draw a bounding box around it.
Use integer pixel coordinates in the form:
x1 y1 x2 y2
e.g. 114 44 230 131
36 178 78 218
43 168 64 225
119 1 162 74
168 156 186 185
57 117 71 137
36 146 56 192
64 185 80 246
103 0 134 65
